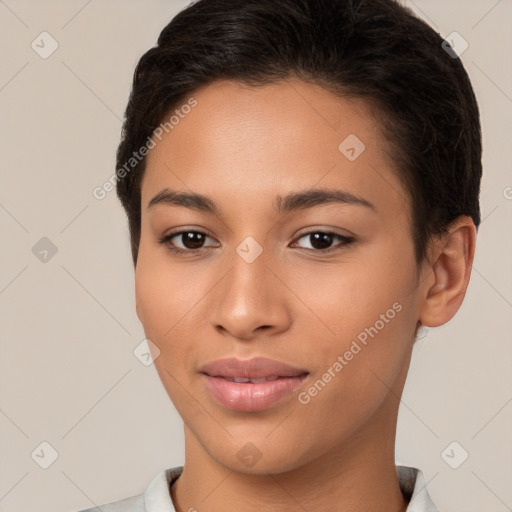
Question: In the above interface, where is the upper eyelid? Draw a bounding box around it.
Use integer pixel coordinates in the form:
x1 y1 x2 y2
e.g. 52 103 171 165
291 231 353 249
163 229 217 243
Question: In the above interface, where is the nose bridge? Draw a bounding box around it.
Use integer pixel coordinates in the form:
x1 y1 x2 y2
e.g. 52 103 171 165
227 236 272 309
209 235 290 338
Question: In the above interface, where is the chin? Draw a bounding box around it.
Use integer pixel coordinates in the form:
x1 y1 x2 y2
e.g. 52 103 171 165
202 434 314 476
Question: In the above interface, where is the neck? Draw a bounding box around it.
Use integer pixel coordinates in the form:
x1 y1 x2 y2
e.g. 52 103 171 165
170 393 409 512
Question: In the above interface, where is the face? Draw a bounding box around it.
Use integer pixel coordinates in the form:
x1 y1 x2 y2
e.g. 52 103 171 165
135 78 424 474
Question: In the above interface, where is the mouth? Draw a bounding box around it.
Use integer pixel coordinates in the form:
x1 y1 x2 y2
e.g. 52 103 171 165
201 372 310 412
199 355 309 379
204 374 307 382
198 356 310 411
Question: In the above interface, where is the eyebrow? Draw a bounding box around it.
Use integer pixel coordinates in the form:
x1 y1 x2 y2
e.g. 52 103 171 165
148 187 377 214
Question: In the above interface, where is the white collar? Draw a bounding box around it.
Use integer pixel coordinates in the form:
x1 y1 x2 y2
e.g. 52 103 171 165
396 466 439 511
142 465 439 512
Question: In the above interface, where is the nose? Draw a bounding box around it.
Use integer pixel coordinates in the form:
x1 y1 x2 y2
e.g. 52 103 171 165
208 246 292 341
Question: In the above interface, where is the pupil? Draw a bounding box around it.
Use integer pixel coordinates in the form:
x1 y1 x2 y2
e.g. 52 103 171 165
310 232 332 250
183 232 204 249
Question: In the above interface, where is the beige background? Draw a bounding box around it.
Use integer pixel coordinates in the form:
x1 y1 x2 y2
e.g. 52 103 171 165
1 1 511 511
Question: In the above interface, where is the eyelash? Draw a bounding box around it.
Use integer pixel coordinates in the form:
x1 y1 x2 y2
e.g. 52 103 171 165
158 230 356 256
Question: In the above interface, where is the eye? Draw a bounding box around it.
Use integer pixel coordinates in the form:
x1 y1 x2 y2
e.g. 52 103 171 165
158 229 355 257
291 231 355 253
158 230 218 255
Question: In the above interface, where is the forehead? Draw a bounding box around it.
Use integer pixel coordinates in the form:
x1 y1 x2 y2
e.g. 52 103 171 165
142 78 408 218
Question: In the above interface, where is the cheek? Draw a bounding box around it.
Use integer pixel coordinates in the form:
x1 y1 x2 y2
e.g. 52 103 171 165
135 250 200 404
289 249 414 337
288 245 417 398
293 299 416 451
134 246 215 397
135 245 205 338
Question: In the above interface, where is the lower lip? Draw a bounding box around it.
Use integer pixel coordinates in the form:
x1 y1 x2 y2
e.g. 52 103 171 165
202 374 309 412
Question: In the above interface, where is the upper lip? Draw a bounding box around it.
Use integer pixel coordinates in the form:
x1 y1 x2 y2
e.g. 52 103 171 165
199 357 309 379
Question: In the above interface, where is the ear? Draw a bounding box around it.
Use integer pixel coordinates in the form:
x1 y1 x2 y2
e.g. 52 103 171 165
418 216 477 328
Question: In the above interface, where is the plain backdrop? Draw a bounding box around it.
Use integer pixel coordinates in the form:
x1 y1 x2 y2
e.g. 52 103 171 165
1 1 511 511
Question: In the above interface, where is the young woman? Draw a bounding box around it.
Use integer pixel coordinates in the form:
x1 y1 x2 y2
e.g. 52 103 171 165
78 0 481 510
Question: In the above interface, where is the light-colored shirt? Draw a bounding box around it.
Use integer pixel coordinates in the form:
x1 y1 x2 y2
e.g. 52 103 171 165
76 465 439 511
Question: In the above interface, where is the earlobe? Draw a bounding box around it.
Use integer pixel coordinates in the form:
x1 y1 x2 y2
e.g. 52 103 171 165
418 216 477 328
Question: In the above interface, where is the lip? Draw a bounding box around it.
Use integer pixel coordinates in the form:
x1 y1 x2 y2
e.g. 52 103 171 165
202 374 309 411
199 356 309 379
199 357 310 412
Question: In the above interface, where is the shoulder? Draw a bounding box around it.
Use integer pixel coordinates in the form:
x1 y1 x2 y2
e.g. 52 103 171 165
72 466 183 512
74 492 144 512
397 465 439 512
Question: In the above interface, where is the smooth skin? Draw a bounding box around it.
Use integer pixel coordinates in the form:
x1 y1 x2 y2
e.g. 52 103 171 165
135 79 476 512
